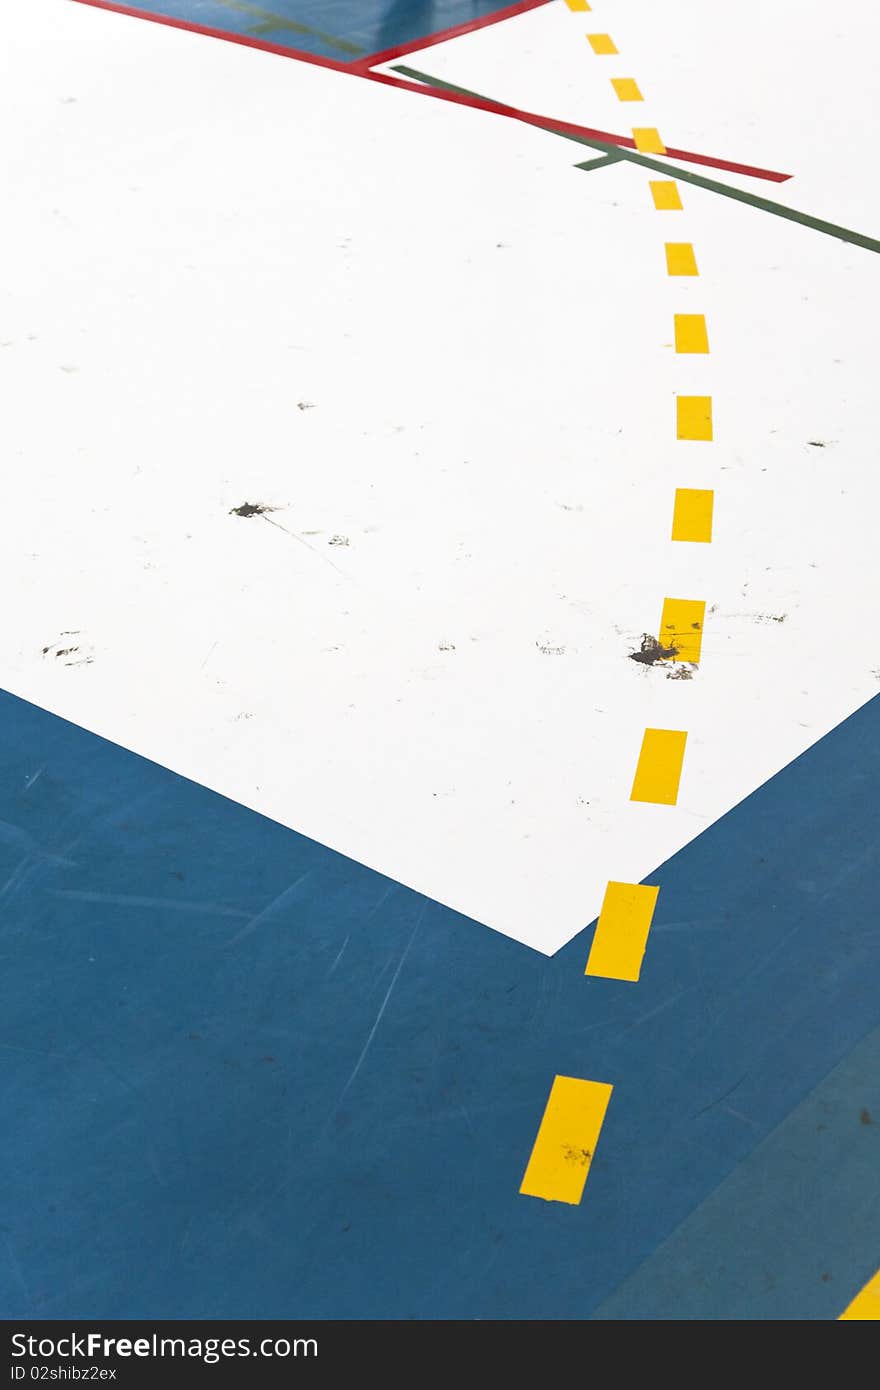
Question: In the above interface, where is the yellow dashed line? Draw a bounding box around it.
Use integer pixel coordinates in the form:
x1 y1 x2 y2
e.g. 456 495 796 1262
632 127 666 154
539 1 718 1219
519 1076 613 1204
585 881 659 983
665 242 699 275
650 180 682 210
587 33 618 54
839 1268 880 1319
671 488 714 542
611 77 643 101
630 728 688 805
659 596 706 663
677 395 713 441
674 313 709 353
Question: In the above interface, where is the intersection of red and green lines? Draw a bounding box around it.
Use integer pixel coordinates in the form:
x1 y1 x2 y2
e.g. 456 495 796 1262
71 0 880 254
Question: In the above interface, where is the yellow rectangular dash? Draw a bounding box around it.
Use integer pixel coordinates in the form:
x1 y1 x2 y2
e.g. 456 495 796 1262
587 33 618 54
659 596 706 663
611 77 642 101
672 487 714 542
630 728 688 805
840 1268 880 1319
564 0 591 9
677 395 713 441
632 127 666 153
586 881 660 983
665 242 699 275
674 313 709 353
520 1076 613 1204
650 180 682 210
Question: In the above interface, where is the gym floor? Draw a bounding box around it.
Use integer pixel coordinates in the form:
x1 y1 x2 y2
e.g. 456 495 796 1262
1 0 878 1320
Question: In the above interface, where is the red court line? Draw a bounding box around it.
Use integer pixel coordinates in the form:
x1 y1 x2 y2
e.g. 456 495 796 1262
69 0 792 183
350 0 552 72
367 68 792 181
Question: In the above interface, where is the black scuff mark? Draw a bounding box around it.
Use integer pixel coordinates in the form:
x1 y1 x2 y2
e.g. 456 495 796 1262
629 633 678 665
41 635 93 667
229 502 278 518
230 503 348 578
562 1146 592 1166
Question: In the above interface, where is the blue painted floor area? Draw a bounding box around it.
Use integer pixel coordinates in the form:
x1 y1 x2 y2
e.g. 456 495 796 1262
1 686 879 1319
110 0 523 60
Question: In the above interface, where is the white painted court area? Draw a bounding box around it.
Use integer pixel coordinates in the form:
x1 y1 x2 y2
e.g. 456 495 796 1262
1 0 878 952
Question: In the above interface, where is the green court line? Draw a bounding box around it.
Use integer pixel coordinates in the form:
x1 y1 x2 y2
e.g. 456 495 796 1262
214 0 364 54
392 65 880 256
574 152 627 172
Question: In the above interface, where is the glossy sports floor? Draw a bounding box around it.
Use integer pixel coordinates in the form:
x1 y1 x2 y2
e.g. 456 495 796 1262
2 0 879 1320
